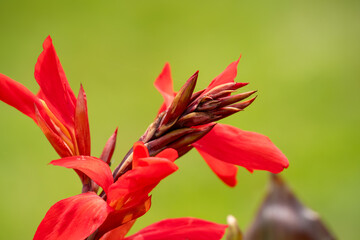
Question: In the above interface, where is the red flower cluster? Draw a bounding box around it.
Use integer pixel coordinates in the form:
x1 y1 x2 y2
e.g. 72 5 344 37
34 142 226 239
0 36 289 239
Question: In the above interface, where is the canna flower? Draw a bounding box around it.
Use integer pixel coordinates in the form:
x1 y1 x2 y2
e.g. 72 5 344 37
34 142 227 240
154 59 289 187
0 36 119 190
113 58 289 187
0 36 89 158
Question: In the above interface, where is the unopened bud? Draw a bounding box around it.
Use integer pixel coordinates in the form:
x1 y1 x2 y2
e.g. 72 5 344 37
217 91 257 108
228 97 257 110
168 124 215 150
226 215 243 240
157 71 198 136
147 128 198 154
176 112 213 128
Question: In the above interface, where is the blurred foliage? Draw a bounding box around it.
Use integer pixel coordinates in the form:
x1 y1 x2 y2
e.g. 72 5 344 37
0 0 359 239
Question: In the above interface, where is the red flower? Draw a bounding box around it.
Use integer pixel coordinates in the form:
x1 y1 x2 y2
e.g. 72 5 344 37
34 142 227 240
154 59 289 187
0 36 90 158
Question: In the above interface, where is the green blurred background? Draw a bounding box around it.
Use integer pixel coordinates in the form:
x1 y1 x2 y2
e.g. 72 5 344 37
0 0 359 239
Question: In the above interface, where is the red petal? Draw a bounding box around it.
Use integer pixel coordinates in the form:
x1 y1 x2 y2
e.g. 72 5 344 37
192 124 289 173
50 156 113 193
34 192 112 240
34 36 76 129
132 141 150 169
124 218 228 240
75 85 91 155
97 196 151 238
35 105 73 157
195 147 238 187
155 148 178 162
107 158 178 208
101 220 136 240
100 128 118 165
154 63 176 114
203 57 241 95
0 73 40 121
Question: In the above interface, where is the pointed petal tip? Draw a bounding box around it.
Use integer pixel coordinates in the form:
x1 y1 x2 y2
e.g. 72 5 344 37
227 178 237 187
188 70 199 82
186 71 199 84
160 62 171 75
196 122 217 133
249 95 257 103
45 35 52 42
42 35 53 49
234 82 249 88
231 96 257 110
235 56 241 64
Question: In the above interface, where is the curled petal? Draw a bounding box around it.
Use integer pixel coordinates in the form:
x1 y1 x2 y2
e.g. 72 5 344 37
124 218 228 240
75 85 91 155
34 192 112 240
155 148 178 162
50 156 113 194
107 158 178 207
195 148 238 187
154 63 176 114
0 73 40 121
132 141 150 168
192 124 289 173
34 36 76 128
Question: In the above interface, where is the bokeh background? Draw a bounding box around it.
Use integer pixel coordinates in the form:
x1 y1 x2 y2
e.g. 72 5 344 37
0 0 359 239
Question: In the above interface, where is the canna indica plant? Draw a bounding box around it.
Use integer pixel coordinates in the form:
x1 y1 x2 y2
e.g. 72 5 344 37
0 36 289 240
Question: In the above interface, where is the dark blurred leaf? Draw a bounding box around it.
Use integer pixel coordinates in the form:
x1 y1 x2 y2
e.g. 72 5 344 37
244 174 336 240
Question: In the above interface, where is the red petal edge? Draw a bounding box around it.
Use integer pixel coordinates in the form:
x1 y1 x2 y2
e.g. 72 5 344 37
0 73 40 121
34 192 112 240
50 156 113 193
124 218 228 240
192 124 289 173
195 147 238 187
34 35 76 128
132 141 150 168
155 148 178 162
154 63 176 114
97 196 151 238
100 220 136 240
203 57 241 94
107 158 178 206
